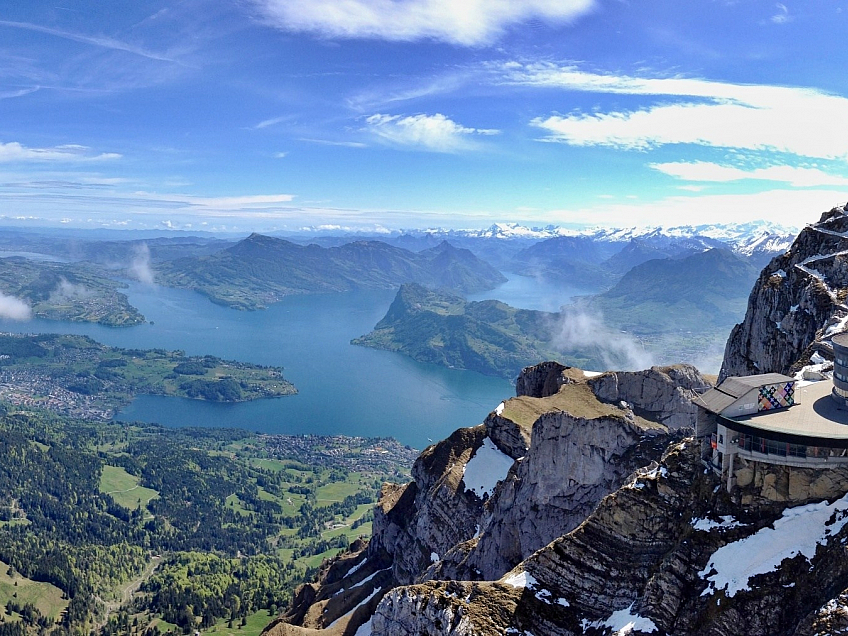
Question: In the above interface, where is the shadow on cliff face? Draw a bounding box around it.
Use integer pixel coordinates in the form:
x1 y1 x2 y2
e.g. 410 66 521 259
549 305 655 371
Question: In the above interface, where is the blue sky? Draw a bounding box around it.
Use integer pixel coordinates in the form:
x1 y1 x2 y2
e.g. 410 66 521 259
2 0 848 233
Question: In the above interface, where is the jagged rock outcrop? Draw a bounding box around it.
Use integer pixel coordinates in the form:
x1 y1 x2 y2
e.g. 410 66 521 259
369 424 493 586
269 361 711 635
372 441 848 636
721 204 848 380
588 364 712 430
264 540 393 636
514 360 574 397
457 383 672 580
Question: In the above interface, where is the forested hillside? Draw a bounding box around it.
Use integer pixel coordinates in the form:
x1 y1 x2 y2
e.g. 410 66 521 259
0 406 414 636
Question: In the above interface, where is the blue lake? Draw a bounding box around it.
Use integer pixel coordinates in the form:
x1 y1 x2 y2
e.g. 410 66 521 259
0 283 523 448
0 274 592 447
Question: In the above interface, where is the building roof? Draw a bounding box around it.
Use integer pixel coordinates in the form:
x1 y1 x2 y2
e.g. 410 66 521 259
718 373 795 398
694 388 738 414
725 380 848 444
833 332 848 348
694 373 796 415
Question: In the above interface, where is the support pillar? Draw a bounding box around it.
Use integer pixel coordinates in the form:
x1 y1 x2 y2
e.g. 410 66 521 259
726 453 735 492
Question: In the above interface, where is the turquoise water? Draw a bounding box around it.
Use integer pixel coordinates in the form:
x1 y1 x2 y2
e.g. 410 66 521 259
0 284 514 448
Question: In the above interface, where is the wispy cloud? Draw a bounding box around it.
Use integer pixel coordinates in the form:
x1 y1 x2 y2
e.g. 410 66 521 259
0 142 121 163
0 292 31 321
503 63 848 160
0 87 39 100
346 72 473 112
143 193 297 209
0 20 180 63
651 161 848 187
539 188 842 229
250 115 292 130
365 113 499 152
299 138 367 148
250 0 594 46
771 3 792 24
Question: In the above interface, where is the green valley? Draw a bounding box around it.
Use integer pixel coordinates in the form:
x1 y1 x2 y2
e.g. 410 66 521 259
0 403 415 636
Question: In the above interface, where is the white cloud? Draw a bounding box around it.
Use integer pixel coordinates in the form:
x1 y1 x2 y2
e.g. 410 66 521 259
250 115 291 130
771 3 791 23
0 87 39 100
0 292 32 321
365 113 499 152
0 142 121 163
251 0 594 46
346 71 472 111
136 193 297 209
499 63 848 160
299 138 368 148
130 243 155 285
651 162 848 187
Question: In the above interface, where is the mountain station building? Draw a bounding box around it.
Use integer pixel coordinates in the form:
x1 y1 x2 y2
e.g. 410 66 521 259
695 337 848 491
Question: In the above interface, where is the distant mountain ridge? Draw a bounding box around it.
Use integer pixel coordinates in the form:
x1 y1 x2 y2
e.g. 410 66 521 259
355 249 759 377
283 221 795 284
589 248 760 333
156 234 506 310
288 219 796 249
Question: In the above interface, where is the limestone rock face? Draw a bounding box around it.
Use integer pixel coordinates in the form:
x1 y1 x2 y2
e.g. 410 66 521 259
514 360 572 397
464 396 671 580
371 442 848 636
588 364 712 430
370 424 491 586
721 205 848 380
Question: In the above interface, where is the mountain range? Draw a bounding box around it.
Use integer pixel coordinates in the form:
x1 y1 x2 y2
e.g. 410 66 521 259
155 234 506 310
280 221 793 288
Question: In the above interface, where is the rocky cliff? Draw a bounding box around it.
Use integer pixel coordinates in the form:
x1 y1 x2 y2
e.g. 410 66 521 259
721 204 848 380
371 440 848 635
266 357 848 636
265 362 710 636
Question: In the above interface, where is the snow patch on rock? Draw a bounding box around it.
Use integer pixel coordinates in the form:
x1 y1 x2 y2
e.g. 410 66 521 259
699 493 848 597
582 603 658 635
501 570 538 590
463 437 514 499
692 515 744 532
